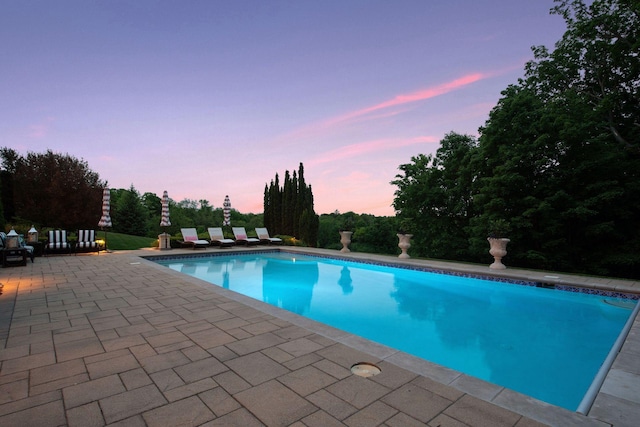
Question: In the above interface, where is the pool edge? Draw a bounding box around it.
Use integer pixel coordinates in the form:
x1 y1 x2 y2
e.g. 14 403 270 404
139 247 636 426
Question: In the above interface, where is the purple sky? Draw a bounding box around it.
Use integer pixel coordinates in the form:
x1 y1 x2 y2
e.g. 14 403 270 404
2 1 566 216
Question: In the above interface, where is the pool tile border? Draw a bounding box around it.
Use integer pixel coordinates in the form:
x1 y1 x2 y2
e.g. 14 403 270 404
142 249 640 301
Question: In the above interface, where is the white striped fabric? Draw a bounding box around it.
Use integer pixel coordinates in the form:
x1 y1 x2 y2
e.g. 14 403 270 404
98 188 112 228
47 230 70 250
77 230 97 248
160 190 171 227
223 195 231 226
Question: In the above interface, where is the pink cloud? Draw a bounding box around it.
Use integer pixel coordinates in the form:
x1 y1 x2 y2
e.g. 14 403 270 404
328 73 486 126
283 72 491 142
308 136 438 166
28 117 55 138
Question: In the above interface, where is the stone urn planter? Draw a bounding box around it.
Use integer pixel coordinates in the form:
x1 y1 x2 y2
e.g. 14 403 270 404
397 233 413 259
339 231 353 253
488 237 510 269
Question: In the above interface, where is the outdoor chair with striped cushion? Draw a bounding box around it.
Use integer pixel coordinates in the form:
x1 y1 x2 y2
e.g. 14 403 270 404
76 229 101 253
45 230 72 255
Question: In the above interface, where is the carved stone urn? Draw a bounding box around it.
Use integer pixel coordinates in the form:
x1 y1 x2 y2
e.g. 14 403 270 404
339 231 353 253
488 237 510 269
397 234 413 259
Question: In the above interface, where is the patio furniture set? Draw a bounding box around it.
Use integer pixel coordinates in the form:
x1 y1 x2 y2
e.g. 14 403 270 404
0 229 105 267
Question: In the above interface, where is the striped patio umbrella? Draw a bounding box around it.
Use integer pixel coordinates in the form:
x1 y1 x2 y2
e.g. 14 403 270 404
98 188 112 228
160 190 171 227
98 187 112 252
223 195 231 226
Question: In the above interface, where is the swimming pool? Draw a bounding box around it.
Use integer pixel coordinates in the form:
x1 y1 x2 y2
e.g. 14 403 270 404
152 251 636 410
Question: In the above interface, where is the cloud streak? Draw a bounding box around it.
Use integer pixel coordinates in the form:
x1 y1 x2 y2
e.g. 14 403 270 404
328 73 486 126
307 136 438 166
283 72 490 143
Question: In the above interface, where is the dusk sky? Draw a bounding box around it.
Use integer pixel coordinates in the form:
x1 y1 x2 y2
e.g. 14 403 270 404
2 1 567 216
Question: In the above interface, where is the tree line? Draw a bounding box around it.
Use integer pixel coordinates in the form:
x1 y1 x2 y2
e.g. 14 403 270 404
0 148 262 238
0 148 395 254
392 0 640 279
0 150 320 244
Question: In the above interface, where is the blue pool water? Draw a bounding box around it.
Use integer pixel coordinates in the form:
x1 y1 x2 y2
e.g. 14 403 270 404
153 252 636 410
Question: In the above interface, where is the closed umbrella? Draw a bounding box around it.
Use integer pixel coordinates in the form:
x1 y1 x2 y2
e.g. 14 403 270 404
98 187 112 251
223 195 231 226
160 190 171 227
159 191 171 249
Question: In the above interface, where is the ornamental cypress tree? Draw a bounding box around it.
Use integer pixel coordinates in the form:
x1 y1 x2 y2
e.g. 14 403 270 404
263 163 319 245
282 170 293 235
263 183 271 231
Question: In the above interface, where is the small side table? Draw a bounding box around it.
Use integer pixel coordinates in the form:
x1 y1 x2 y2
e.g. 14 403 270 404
2 248 28 267
30 242 44 257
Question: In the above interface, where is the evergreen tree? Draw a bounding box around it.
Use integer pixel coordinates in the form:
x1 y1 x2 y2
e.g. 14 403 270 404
263 183 271 231
263 163 319 246
291 170 299 237
282 170 294 235
112 185 148 236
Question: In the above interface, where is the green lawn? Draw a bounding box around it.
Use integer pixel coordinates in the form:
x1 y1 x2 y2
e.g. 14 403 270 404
96 231 157 250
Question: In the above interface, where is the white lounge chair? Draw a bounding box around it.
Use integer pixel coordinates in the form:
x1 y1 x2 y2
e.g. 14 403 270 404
255 227 282 245
180 228 209 249
207 227 235 248
232 227 260 245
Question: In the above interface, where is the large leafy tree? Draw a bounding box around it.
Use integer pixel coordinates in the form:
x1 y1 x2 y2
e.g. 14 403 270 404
469 85 566 268
0 148 105 230
392 0 640 278
533 0 640 152
474 0 640 276
392 133 477 260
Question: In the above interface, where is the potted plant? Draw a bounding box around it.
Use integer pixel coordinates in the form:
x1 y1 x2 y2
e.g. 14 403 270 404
487 219 511 269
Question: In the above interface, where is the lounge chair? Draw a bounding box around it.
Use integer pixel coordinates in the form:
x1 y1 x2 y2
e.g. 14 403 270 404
76 229 102 253
180 228 210 249
232 227 260 245
255 227 283 245
207 227 235 248
45 230 72 255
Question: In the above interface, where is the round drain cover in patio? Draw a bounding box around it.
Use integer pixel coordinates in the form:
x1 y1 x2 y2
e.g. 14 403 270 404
350 362 381 377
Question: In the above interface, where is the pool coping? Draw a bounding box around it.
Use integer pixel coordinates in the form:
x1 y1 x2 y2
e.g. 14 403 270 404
140 246 640 426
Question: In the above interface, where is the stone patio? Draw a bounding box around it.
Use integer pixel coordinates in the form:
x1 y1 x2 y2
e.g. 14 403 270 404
0 247 638 426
